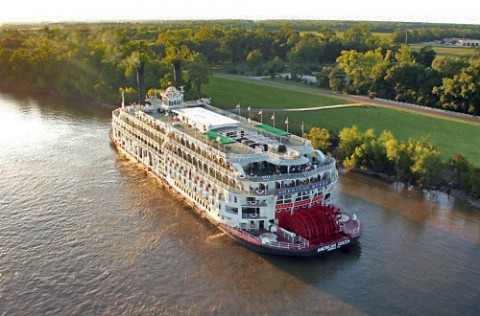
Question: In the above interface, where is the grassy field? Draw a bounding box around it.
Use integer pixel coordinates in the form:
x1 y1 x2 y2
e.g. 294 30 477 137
271 106 480 166
203 76 480 166
202 76 351 109
410 44 476 57
262 77 332 91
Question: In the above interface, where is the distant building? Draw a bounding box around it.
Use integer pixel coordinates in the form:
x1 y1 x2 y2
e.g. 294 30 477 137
442 38 480 47
299 75 317 85
456 39 480 47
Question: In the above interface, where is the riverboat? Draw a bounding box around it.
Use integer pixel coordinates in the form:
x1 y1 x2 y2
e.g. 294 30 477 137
110 87 361 256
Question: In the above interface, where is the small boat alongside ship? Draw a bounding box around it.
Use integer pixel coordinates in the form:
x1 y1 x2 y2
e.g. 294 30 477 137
110 86 361 256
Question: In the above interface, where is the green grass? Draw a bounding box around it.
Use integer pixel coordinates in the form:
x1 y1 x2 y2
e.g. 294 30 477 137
273 106 480 166
262 77 331 92
203 76 351 110
410 44 476 57
204 76 480 166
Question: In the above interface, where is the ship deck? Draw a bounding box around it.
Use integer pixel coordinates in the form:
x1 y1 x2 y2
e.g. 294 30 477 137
147 107 308 157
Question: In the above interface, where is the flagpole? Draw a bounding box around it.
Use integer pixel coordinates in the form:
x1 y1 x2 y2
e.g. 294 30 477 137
272 113 276 127
301 121 304 138
259 110 263 124
285 117 289 133
248 106 251 120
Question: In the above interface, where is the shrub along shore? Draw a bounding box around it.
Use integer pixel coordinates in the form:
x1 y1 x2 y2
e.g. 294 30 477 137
304 126 480 205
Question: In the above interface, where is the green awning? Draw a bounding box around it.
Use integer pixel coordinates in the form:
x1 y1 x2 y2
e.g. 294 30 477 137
204 131 236 145
255 124 291 137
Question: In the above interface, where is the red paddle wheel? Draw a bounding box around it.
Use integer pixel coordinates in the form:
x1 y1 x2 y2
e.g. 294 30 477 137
284 205 341 244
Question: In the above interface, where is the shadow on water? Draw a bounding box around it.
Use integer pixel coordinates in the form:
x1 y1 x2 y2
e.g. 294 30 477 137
0 86 113 121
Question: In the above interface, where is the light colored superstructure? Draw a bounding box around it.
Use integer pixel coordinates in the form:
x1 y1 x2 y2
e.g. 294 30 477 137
111 87 361 256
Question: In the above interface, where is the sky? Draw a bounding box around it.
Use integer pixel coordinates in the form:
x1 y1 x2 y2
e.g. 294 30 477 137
0 0 479 25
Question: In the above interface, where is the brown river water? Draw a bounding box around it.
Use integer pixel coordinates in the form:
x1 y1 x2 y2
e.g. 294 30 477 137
0 90 479 315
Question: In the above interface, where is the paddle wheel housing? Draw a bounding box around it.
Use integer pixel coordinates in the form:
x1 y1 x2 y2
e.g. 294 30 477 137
284 204 342 244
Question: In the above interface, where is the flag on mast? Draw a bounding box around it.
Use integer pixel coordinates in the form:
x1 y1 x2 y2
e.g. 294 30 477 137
271 113 275 120
285 117 289 124
236 103 241 116
258 110 262 115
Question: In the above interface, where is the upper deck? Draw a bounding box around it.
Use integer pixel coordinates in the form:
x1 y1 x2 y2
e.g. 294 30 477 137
113 87 335 184
146 103 314 165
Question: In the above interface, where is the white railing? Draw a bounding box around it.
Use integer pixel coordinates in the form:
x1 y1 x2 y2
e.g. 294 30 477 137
227 226 310 250
343 226 361 236
245 160 335 182
263 239 309 250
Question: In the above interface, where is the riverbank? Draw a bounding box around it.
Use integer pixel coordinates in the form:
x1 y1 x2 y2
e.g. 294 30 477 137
348 167 480 209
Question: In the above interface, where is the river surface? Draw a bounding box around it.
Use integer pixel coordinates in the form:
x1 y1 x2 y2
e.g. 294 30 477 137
0 90 479 315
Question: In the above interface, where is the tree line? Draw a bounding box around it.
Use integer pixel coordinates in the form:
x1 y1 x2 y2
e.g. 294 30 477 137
323 44 480 115
0 26 211 104
304 126 480 197
1 22 479 110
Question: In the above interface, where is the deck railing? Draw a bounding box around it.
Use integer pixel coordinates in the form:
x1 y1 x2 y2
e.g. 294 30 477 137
227 226 310 250
343 226 361 236
245 159 335 182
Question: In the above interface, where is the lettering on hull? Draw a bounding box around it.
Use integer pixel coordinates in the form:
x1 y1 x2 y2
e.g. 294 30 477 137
317 239 350 252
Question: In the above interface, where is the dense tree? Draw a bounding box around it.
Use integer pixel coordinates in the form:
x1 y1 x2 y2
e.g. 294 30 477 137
193 27 222 63
265 56 284 79
328 67 346 92
448 154 480 197
315 67 332 88
1 21 479 115
304 127 332 152
342 24 379 52
336 48 392 95
246 49 264 74
433 61 480 115
120 40 155 104
337 126 445 187
271 23 300 61
290 33 323 65
186 52 210 93
220 29 244 63
336 125 366 162
412 45 436 67
432 57 469 78
163 44 191 89
409 138 444 186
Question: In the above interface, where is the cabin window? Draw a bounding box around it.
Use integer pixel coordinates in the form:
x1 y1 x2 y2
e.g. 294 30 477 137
276 195 292 204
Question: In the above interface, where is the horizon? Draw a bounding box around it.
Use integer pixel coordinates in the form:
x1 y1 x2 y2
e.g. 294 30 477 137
0 0 479 26
1 18 480 27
